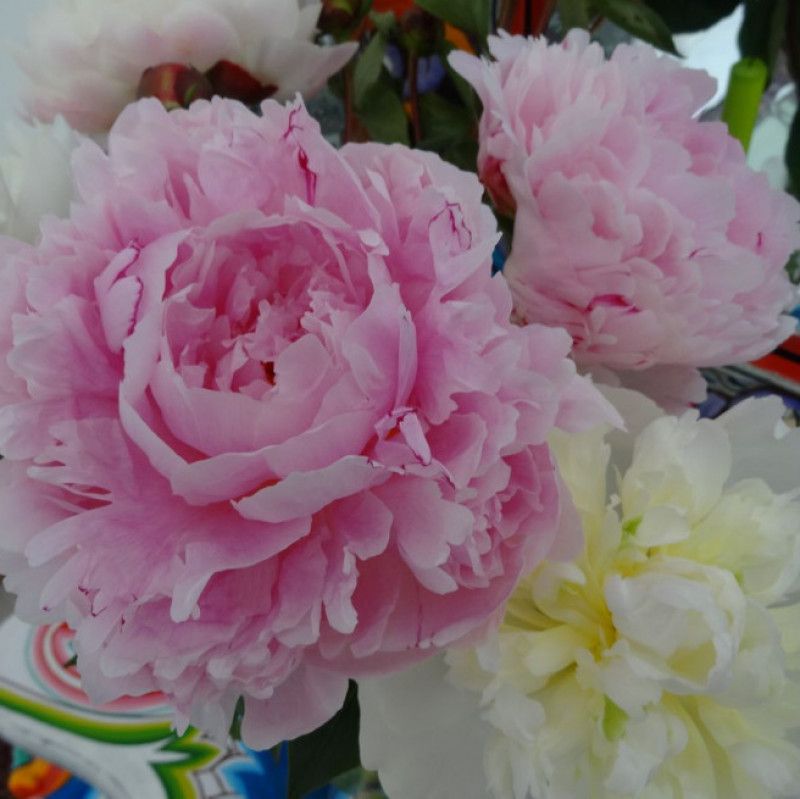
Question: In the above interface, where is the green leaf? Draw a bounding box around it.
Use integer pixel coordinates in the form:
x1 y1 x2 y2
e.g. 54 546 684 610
354 33 387 107
228 696 245 741
287 682 361 799
595 0 679 53
786 250 800 284
418 92 478 169
442 138 481 172
319 0 375 42
330 768 368 792
369 9 397 35
739 0 788 76
438 40 478 112
641 0 741 33
356 72 411 144
414 0 492 40
417 91 472 138
786 105 800 197
602 696 629 741
558 0 593 30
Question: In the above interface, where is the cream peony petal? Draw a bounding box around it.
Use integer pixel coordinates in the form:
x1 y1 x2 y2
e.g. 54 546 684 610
621 413 731 524
635 504 692 547
605 560 746 695
669 480 800 605
603 707 688 796
0 117 80 243
720 396 800 494
359 657 491 799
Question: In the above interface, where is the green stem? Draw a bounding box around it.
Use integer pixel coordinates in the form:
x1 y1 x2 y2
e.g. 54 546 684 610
408 53 423 146
228 696 245 741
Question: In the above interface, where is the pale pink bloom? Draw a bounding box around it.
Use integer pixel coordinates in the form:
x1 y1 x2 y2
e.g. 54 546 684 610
0 97 614 747
17 0 356 133
451 32 800 407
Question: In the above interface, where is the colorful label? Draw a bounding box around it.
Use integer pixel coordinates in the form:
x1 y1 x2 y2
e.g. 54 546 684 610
0 617 365 798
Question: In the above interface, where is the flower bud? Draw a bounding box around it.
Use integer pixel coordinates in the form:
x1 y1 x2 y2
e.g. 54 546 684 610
480 156 516 218
136 63 213 109
205 60 277 105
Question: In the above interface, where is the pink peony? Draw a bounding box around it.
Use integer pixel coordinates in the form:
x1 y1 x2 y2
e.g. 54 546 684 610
17 0 356 134
0 97 613 747
451 32 800 405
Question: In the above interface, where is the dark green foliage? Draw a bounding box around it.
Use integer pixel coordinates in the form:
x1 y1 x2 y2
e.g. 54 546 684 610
595 0 679 53
286 682 361 799
739 0 789 75
642 0 741 33
414 0 492 39
786 106 800 198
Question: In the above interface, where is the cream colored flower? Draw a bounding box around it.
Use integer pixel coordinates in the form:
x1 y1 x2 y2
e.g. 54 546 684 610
17 0 356 133
360 392 800 799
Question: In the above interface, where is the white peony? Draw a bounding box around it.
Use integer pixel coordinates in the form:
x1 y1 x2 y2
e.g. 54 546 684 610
0 117 79 244
16 0 357 133
359 392 800 799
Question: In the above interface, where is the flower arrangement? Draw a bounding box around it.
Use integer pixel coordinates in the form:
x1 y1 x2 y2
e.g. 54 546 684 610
0 1 799 797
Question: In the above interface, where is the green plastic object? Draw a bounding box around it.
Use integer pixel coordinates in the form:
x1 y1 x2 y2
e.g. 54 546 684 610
721 57 769 152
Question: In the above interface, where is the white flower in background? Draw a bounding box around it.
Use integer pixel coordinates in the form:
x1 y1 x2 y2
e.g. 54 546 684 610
17 0 357 133
0 117 79 244
360 392 800 799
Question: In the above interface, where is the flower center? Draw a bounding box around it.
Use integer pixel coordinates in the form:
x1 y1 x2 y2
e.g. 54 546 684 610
163 225 367 398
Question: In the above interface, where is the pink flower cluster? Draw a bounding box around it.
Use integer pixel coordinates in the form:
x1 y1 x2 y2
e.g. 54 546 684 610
0 97 611 746
452 32 800 403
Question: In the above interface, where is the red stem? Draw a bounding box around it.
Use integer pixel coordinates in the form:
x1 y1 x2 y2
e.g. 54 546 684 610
343 63 356 144
589 14 606 34
498 0 518 32
505 0 558 36
531 0 558 36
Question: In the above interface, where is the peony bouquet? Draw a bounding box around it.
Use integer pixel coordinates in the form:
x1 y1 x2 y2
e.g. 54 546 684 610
0 1 799 797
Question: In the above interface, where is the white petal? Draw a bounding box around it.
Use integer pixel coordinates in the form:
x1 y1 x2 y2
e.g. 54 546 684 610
359 657 490 799
621 413 731 523
720 396 800 494
635 504 692 547
0 117 79 243
604 708 687 795
604 559 746 694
